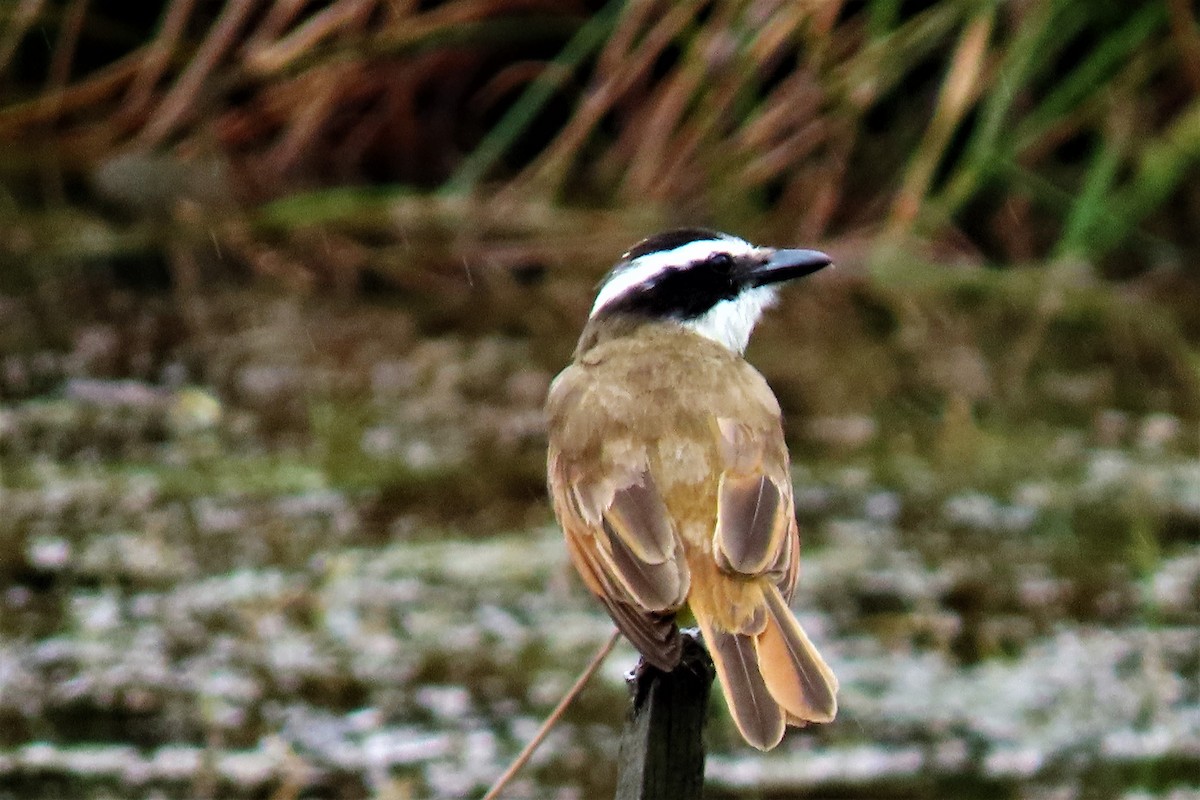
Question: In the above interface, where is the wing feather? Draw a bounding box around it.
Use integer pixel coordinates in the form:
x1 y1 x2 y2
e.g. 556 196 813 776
552 459 689 670
774 515 800 601
716 473 787 575
562 521 681 669
755 585 839 723
601 517 686 611
712 417 795 587
603 480 676 563
698 616 785 751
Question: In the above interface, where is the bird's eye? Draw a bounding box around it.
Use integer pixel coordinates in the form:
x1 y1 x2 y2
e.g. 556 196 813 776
709 253 735 274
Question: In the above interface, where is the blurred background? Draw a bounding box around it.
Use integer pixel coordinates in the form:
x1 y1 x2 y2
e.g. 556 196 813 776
1 1 1199 798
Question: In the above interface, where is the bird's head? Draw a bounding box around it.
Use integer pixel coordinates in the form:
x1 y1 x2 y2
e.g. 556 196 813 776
588 228 831 354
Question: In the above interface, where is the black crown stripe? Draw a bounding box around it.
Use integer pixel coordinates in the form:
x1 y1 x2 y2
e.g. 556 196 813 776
622 227 725 261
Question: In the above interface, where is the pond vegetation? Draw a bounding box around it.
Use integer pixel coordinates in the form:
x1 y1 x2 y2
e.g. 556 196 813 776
2 1 1200 798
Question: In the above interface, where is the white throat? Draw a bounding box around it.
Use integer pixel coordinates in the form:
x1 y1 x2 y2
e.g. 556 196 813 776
679 285 777 354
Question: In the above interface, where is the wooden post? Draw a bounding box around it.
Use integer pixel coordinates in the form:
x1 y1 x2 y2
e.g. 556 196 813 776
614 631 716 800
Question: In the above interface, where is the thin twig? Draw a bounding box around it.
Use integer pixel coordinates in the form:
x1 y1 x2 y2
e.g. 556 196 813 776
119 0 198 123
136 0 258 147
887 8 994 235
481 629 621 800
504 0 669 199
0 0 46 76
42 0 90 202
46 0 89 91
0 51 142 134
245 0 375 75
445 0 624 195
243 0 312 59
1167 0 1200 94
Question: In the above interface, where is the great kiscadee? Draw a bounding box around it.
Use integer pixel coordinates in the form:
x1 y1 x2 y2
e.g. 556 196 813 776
545 228 838 750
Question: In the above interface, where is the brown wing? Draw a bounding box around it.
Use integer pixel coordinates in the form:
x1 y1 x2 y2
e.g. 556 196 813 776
711 417 797 595
551 463 690 670
547 364 691 670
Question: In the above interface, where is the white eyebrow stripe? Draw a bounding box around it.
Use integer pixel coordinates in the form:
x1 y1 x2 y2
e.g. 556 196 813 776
590 236 756 317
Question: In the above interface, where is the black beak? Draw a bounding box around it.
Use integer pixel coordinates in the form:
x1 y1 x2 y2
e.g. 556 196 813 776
746 248 832 287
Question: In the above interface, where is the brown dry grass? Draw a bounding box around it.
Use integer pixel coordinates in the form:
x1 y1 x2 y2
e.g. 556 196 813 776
1 0 1199 329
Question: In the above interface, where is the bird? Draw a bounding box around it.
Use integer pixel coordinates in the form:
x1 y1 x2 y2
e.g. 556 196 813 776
545 227 839 750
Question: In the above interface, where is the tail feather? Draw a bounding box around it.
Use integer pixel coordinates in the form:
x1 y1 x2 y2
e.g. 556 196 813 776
697 615 785 751
755 585 839 723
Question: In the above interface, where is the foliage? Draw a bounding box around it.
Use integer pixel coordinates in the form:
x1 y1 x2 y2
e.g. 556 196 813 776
1 0 1199 280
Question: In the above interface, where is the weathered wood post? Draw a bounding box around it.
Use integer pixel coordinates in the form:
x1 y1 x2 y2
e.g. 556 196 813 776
614 632 716 800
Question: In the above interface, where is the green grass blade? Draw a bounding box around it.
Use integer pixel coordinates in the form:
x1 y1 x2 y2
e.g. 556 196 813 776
1056 139 1122 260
442 0 624 196
1016 3 1165 150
